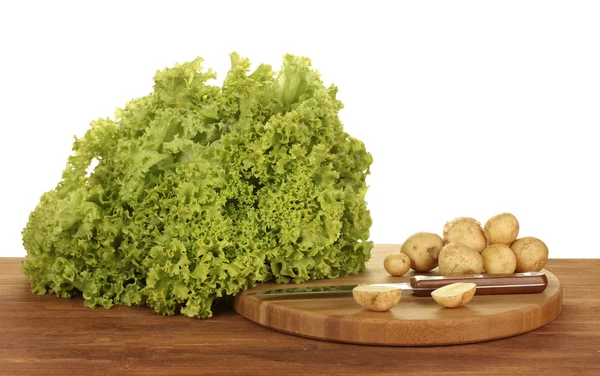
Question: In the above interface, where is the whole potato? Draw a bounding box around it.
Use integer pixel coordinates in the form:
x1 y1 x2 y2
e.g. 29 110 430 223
384 253 411 276
481 244 517 274
438 243 484 276
443 217 487 253
401 232 444 272
484 213 520 245
510 237 549 272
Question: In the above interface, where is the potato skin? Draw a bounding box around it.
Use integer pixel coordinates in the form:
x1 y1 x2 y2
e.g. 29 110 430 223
482 244 517 274
438 243 484 276
400 232 444 272
484 213 520 245
443 217 487 253
510 237 549 272
384 253 411 276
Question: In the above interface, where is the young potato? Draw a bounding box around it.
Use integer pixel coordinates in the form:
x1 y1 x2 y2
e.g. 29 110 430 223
384 253 411 276
352 285 402 312
443 217 487 253
484 213 520 245
510 237 549 272
431 283 476 308
482 244 517 274
438 243 484 276
400 232 444 272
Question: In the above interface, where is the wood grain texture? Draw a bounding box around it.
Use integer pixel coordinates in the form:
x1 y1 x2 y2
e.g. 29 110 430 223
234 245 563 346
1 251 599 375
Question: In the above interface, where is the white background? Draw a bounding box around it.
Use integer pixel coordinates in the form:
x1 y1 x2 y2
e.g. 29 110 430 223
1 1 598 258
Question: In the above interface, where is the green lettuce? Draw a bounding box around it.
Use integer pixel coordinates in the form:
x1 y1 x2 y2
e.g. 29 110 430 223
21 53 373 318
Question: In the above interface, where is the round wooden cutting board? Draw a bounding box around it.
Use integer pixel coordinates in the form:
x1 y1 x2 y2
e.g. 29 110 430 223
233 244 563 346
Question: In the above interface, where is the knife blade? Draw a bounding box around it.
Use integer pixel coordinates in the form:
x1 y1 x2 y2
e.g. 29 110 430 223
246 272 548 297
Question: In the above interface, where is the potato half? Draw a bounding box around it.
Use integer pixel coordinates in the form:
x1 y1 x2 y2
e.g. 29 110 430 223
510 237 549 272
484 213 520 245
400 232 444 272
443 217 487 253
482 244 517 274
438 243 484 276
352 285 403 312
431 282 476 308
384 253 411 277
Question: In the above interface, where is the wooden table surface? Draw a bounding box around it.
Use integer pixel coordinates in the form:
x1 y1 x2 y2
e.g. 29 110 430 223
1 257 599 376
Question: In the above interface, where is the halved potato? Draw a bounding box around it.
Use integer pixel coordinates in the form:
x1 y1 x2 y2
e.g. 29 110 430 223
352 285 402 312
431 282 476 308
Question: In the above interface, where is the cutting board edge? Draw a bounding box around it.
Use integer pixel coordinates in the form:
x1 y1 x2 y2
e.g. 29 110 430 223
233 245 564 346
233 282 563 346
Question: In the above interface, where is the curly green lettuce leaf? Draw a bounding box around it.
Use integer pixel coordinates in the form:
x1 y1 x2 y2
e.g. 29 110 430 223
22 53 374 319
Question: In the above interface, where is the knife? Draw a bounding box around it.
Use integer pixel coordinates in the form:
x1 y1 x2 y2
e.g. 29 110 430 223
246 272 548 297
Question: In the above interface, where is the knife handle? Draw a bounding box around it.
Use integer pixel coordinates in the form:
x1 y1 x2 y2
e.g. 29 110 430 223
410 272 548 297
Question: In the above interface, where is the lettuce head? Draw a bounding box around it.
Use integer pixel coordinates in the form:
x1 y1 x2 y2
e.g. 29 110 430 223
22 53 374 318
